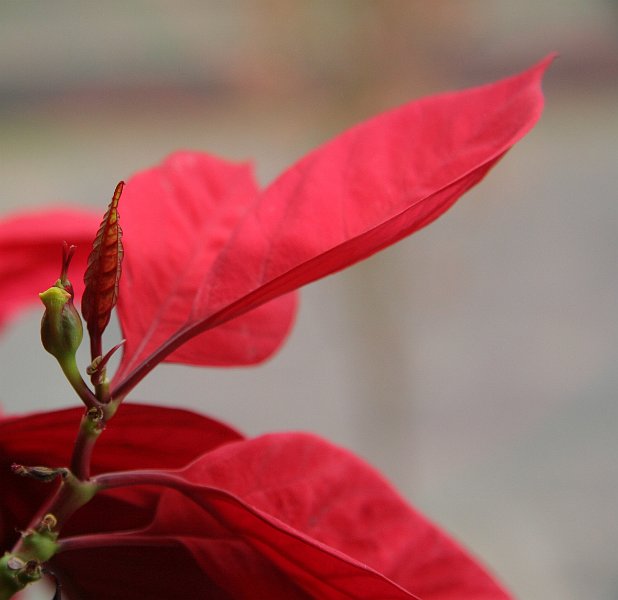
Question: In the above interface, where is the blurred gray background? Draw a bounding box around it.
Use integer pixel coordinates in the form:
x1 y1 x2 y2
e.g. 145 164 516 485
1 2 617 598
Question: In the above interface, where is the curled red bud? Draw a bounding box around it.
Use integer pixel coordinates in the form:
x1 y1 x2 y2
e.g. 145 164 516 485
82 182 124 360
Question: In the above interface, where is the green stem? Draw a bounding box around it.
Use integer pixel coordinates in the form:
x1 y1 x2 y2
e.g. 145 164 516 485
70 413 101 481
69 400 119 480
15 474 98 550
94 377 110 403
58 353 100 410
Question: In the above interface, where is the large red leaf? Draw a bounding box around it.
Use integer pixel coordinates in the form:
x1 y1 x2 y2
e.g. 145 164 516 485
115 153 299 380
196 55 552 320
1 406 509 598
54 433 510 599
113 55 552 396
0 208 100 330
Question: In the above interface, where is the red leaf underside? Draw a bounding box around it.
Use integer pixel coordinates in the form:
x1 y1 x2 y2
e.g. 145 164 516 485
0 404 242 549
13 419 511 600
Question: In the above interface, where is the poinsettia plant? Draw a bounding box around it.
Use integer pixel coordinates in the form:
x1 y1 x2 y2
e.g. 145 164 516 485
0 56 552 599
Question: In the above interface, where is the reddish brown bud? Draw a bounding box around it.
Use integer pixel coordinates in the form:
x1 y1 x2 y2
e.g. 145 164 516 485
82 182 124 360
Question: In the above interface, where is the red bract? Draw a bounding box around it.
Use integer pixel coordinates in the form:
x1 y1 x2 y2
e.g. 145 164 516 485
0 405 510 599
0 57 552 597
0 57 551 395
116 154 299 374
0 209 100 330
112 55 552 397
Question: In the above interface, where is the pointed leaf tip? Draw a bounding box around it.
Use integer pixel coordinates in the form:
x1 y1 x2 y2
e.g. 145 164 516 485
82 182 125 359
112 56 553 397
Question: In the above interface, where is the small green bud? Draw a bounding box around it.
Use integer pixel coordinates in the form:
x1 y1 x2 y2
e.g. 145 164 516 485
39 286 83 360
38 244 100 407
20 529 59 563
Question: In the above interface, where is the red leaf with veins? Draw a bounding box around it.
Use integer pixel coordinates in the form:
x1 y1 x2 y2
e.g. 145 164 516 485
82 182 124 358
114 55 552 395
49 430 509 599
115 154 299 380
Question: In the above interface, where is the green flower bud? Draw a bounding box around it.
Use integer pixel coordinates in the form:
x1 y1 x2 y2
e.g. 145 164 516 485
39 286 83 360
37 244 100 408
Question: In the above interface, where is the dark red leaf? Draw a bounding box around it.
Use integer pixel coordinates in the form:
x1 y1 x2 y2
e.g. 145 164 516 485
0 406 510 599
0 404 242 550
82 182 124 358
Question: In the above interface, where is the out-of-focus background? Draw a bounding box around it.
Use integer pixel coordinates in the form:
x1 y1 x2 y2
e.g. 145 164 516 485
1 2 617 598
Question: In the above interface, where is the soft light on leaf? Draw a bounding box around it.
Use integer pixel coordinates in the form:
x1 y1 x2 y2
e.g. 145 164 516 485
113 55 553 398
